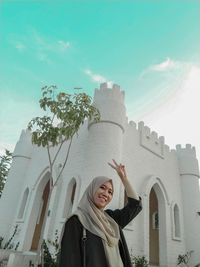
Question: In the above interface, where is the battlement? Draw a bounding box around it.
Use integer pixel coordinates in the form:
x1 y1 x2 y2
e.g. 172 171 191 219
94 83 125 104
128 120 137 129
19 129 32 142
137 121 166 158
176 144 197 158
176 144 199 177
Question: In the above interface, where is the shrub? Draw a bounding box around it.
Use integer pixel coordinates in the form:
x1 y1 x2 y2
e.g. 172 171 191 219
177 250 193 267
131 255 148 267
0 225 19 250
41 230 60 267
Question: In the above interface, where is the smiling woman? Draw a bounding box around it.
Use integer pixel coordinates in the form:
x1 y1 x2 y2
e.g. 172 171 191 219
59 160 142 267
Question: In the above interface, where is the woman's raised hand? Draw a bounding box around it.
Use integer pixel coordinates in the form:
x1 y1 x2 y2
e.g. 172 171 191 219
108 159 127 181
108 159 139 200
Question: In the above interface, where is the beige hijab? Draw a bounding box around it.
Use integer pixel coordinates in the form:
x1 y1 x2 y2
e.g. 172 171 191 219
69 176 124 267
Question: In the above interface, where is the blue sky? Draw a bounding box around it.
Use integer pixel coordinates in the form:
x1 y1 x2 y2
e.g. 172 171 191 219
1 1 200 159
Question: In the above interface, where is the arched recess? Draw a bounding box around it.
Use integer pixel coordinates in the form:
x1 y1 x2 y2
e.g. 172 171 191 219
149 187 159 265
142 176 170 205
142 175 169 267
23 170 51 251
62 177 77 219
17 187 29 220
171 203 181 240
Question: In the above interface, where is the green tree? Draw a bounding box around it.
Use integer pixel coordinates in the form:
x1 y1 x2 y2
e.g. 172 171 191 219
0 149 12 197
28 85 100 187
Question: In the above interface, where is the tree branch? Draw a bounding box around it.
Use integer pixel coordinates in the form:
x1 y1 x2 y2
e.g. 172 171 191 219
53 137 73 187
51 114 56 125
47 143 53 188
51 138 66 168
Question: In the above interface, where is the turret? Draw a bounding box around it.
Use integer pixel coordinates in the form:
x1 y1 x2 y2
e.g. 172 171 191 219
0 129 33 237
176 144 200 266
90 82 126 131
82 83 127 208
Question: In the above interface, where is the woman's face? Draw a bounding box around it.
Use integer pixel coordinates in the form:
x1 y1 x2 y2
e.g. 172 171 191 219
93 181 113 210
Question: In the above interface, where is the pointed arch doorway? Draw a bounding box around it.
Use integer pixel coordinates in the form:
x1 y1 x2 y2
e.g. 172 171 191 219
149 187 159 265
31 179 50 250
148 182 168 267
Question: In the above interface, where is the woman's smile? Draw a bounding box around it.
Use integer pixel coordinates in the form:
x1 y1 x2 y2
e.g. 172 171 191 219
93 181 113 209
99 195 107 202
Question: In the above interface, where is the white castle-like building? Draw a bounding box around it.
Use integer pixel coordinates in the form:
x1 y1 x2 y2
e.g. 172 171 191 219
0 83 200 267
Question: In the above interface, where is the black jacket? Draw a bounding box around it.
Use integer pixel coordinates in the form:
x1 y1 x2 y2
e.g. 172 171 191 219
59 197 142 267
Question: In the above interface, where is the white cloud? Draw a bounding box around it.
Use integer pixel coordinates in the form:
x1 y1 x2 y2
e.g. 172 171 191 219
136 63 200 161
150 57 180 72
10 28 71 62
58 40 70 50
37 53 51 64
15 42 26 52
84 69 113 87
140 57 182 79
32 32 71 63
30 29 70 54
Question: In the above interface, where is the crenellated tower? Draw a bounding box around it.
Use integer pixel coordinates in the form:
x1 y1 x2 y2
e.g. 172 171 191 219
176 144 200 265
83 83 127 208
91 82 126 131
0 129 33 237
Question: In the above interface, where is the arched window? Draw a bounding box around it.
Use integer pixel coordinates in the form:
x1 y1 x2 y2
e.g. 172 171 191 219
171 203 181 240
18 188 29 219
174 204 181 238
62 178 77 218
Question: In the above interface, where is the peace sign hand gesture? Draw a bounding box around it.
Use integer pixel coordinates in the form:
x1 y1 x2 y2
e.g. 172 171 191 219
108 159 139 200
108 159 127 182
